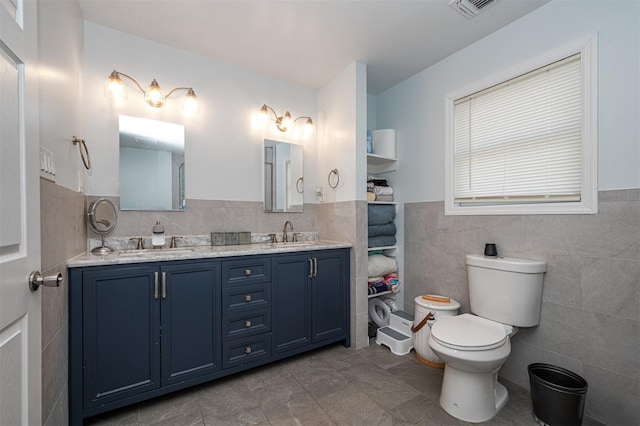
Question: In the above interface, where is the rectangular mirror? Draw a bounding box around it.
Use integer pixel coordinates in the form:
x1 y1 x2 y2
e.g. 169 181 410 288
119 115 185 211
264 139 303 212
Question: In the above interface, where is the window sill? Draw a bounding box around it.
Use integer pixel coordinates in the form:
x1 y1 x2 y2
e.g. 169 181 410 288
444 200 598 216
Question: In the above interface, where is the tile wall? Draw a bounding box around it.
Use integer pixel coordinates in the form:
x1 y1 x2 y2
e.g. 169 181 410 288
85 197 319 244
40 179 87 426
318 201 368 349
403 189 639 425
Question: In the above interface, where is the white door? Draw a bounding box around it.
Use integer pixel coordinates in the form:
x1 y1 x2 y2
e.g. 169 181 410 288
0 0 42 424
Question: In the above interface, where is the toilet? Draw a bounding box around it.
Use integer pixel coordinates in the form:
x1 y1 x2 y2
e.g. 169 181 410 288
427 254 546 423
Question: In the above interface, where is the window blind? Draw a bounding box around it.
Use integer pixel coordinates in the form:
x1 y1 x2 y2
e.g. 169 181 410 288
454 53 582 204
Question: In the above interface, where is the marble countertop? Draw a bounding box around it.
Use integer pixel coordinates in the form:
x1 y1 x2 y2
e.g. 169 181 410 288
67 240 352 268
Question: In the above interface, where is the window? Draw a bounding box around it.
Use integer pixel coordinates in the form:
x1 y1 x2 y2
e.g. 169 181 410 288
445 36 597 215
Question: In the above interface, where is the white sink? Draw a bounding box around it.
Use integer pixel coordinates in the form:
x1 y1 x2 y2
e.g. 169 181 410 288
282 241 318 246
116 247 195 257
257 241 319 249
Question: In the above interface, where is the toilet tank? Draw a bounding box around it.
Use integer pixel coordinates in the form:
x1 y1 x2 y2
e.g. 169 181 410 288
466 254 546 327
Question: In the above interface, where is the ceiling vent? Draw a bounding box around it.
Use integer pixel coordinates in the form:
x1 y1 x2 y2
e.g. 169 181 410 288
448 0 501 19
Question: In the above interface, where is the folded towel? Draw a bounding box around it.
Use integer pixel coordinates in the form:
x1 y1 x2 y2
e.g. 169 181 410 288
367 178 388 187
368 281 390 295
368 276 392 294
374 194 394 202
383 273 400 293
368 235 397 248
374 186 394 195
368 222 397 237
368 204 396 225
367 181 375 192
366 192 376 202
367 254 398 277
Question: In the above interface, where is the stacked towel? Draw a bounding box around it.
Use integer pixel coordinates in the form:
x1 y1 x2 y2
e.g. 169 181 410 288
368 204 395 225
368 236 396 248
367 254 398 277
368 277 389 295
367 177 394 202
367 272 401 295
367 180 399 291
367 204 396 248
368 222 397 237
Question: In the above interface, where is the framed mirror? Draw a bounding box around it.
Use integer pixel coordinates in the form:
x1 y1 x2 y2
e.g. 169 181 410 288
264 139 303 212
119 115 185 211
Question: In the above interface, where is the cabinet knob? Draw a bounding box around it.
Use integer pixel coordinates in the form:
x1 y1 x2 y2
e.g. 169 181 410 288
245 320 252 328
245 269 251 276
245 294 251 302
245 346 252 354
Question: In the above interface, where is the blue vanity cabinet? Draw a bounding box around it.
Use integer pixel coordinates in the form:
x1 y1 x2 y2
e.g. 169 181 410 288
221 256 273 368
69 259 221 424
69 248 349 425
79 264 161 410
160 261 222 386
311 250 349 343
272 252 312 354
272 248 350 356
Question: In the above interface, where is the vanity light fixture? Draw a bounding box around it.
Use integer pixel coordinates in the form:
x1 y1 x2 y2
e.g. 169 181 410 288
259 104 313 134
104 70 199 114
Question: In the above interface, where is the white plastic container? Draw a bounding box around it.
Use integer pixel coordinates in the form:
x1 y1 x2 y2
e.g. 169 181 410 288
413 295 460 368
371 129 396 158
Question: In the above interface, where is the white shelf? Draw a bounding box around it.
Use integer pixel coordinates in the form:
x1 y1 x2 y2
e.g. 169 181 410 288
367 153 396 164
367 200 397 205
368 290 392 299
368 245 398 252
366 130 401 315
367 153 397 174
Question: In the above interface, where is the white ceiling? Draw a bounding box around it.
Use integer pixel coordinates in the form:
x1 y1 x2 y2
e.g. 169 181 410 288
78 0 550 95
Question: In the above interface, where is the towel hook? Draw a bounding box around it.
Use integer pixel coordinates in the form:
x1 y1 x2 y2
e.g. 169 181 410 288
72 136 91 170
328 168 340 189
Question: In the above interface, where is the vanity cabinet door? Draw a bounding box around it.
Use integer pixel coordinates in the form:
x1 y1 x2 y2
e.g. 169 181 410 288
160 261 221 386
81 265 161 409
271 249 350 355
271 253 312 354
311 250 349 343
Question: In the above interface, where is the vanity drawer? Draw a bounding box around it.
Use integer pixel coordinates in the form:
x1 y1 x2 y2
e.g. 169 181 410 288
223 334 271 369
222 258 271 287
223 309 271 340
222 284 270 314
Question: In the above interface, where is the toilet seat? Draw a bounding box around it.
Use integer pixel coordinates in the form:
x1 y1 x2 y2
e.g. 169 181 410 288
368 298 392 327
430 314 507 351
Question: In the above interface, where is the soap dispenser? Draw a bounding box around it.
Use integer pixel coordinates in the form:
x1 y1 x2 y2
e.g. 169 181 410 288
152 221 165 248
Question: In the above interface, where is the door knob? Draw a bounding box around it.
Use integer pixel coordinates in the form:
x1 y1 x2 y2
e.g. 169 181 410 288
28 271 62 291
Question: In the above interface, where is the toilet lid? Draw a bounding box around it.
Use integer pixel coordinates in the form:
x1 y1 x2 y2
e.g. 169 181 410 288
431 314 507 350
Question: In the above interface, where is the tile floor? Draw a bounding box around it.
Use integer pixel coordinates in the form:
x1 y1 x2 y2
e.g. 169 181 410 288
85 340 601 426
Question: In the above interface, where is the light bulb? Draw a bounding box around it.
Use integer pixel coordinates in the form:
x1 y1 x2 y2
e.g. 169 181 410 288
103 71 127 101
304 118 314 136
257 104 269 125
181 89 199 115
145 79 166 108
282 111 292 130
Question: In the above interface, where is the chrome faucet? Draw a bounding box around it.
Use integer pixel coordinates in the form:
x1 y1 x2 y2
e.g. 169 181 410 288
282 220 294 243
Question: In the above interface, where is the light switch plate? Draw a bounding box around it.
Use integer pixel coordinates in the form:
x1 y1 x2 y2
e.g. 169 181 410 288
39 146 56 182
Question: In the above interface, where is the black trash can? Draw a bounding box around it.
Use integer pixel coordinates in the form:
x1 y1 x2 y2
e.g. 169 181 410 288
528 363 588 426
